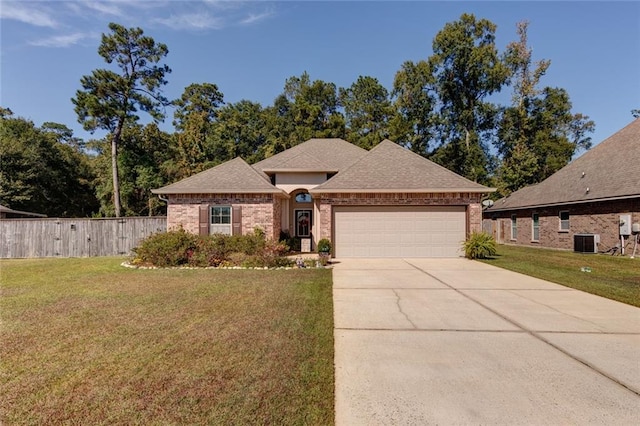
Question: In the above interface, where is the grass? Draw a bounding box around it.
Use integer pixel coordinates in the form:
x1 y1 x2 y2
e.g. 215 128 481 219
479 245 640 307
0 257 334 425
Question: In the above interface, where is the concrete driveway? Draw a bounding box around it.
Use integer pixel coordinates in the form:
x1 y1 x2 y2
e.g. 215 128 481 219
333 258 640 425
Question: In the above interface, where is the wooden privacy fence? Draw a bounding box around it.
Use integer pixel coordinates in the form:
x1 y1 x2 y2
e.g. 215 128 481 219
0 217 166 258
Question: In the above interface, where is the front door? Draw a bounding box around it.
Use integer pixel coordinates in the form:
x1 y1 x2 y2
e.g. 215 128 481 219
295 209 312 237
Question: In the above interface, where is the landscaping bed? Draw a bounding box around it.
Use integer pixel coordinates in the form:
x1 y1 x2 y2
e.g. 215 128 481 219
479 244 640 307
0 257 335 425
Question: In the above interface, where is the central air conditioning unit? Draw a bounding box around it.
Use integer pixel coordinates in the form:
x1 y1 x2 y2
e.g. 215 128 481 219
574 234 599 253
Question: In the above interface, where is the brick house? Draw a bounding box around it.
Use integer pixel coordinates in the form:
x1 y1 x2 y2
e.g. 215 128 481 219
484 119 640 255
153 138 493 258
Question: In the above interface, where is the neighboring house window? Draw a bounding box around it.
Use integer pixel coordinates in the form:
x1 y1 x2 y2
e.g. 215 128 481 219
532 213 540 241
296 210 312 237
511 215 517 240
559 211 570 231
211 206 232 235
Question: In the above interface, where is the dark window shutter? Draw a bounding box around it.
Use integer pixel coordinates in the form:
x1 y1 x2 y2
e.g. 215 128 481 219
232 206 242 236
199 205 209 236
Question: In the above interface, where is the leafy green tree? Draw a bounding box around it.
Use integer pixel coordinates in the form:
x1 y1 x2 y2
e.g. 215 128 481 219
173 83 224 130
0 113 98 216
0 107 13 118
340 76 395 149
41 122 86 151
428 13 510 183
392 60 437 155
263 72 346 155
531 88 594 178
495 21 595 195
72 23 171 217
91 123 172 216
169 83 225 179
210 100 267 164
495 21 550 195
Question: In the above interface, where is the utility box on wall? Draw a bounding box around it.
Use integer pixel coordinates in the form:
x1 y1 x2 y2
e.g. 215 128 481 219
619 214 632 236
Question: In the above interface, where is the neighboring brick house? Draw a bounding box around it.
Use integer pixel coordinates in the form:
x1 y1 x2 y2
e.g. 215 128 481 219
153 138 493 258
484 119 640 255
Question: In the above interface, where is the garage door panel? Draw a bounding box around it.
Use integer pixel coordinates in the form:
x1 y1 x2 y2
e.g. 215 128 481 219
334 206 466 258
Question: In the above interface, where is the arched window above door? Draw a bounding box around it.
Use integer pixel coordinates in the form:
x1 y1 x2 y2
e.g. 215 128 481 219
295 193 312 203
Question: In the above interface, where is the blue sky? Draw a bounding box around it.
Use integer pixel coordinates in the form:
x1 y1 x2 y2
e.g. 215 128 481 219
1 1 639 147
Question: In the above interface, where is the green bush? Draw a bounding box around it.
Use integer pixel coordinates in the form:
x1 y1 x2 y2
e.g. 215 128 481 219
257 239 291 267
132 227 292 268
188 235 228 267
226 228 266 255
280 229 302 253
317 238 332 254
132 228 197 267
463 232 497 259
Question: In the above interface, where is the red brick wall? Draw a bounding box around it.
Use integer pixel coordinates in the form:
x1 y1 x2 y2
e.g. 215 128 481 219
166 193 281 240
316 192 483 243
484 198 639 253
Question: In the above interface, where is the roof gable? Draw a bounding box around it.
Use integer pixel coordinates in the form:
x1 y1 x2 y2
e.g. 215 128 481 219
489 119 640 211
311 140 492 193
252 138 368 173
152 157 285 195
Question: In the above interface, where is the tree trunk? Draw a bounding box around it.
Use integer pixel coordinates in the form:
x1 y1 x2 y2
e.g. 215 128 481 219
111 122 124 218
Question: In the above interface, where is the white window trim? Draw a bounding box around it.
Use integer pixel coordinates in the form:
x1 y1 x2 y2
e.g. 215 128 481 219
510 215 518 240
532 213 540 242
210 205 232 235
559 210 570 232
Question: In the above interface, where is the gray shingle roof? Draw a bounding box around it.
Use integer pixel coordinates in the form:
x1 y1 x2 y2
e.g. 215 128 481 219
310 140 492 193
0 204 47 217
252 138 368 173
488 119 640 211
152 157 286 195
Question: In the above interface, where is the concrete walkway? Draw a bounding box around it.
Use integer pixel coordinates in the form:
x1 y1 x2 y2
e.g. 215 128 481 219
333 258 640 425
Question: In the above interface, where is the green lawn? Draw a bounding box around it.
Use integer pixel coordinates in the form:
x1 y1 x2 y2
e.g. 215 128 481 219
479 245 640 307
0 258 334 425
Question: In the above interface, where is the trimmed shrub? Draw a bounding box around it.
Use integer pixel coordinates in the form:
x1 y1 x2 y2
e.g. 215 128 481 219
226 228 266 255
257 239 291 268
463 232 497 259
132 227 293 268
188 235 228 267
132 228 197 267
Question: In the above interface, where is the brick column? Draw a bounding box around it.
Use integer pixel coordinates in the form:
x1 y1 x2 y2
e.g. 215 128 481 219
467 203 482 235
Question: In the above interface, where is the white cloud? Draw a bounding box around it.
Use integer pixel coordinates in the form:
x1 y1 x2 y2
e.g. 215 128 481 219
0 1 58 28
29 32 97 48
154 12 225 30
240 10 273 25
82 1 124 17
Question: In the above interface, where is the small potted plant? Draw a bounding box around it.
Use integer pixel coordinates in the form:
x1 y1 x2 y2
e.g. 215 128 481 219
317 238 332 266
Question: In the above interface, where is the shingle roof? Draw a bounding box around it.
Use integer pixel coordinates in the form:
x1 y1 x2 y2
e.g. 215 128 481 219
252 138 368 173
0 204 47 217
310 140 492 193
488 119 640 211
152 157 286 195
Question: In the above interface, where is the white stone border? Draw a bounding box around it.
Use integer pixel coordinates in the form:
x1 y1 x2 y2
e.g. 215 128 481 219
120 261 331 270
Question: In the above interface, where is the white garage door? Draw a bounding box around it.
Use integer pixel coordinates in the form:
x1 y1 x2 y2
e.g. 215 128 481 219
334 206 466 258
